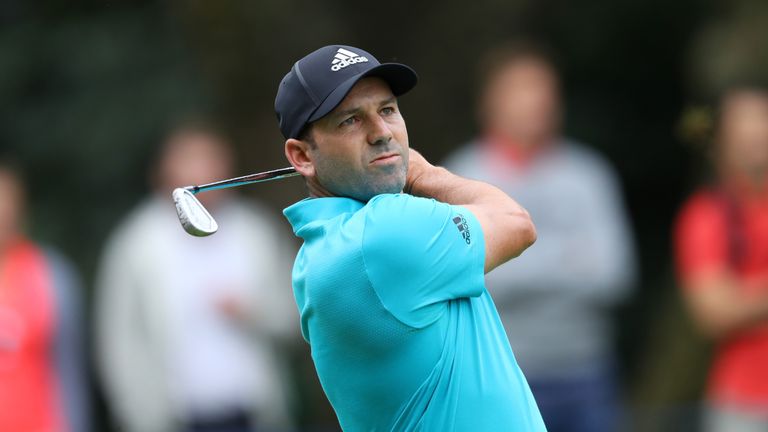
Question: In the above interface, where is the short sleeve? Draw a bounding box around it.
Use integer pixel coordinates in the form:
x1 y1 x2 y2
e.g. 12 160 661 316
674 193 729 287
361 194 486 328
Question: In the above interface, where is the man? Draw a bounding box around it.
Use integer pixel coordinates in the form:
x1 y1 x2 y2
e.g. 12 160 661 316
276 45 545 431
0 161 90 432
443 42 637 432
95 124 297 432
675 86 768 431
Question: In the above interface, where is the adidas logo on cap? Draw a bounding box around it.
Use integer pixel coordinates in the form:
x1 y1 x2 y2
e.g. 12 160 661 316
331 47 369 71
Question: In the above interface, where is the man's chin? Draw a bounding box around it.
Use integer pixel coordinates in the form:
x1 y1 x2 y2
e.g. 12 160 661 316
376 177 407 195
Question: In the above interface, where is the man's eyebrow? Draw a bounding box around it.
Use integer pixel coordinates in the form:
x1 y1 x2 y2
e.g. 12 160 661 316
332 97 398 119
379 96 397 106
333 106 361 118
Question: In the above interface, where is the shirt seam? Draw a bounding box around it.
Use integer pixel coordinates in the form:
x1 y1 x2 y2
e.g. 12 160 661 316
360 201 442 330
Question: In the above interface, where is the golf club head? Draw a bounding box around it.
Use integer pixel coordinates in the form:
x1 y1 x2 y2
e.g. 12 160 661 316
172 187 218 236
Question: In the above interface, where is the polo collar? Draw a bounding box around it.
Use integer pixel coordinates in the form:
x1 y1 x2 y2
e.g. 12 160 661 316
284 197 365 234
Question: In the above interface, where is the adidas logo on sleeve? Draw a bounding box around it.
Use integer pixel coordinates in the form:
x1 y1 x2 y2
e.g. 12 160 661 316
331 48 369 71
453 215 471 244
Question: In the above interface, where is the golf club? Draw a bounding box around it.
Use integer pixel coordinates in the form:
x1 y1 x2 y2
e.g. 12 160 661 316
173 166 299 236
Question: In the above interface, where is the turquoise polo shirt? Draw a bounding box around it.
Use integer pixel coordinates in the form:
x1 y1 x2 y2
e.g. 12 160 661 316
284 193 545 431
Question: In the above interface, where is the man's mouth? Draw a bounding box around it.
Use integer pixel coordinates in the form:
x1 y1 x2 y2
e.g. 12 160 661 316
370 152 400 165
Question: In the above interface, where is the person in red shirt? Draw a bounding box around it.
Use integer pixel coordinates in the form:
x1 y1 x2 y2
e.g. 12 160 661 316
0 161 90 432
675 87 768 431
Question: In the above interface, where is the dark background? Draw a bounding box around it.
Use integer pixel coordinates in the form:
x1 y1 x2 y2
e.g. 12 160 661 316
3 0 767 430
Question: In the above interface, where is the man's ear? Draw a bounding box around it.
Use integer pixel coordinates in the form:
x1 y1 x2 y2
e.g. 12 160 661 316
285 138 316 178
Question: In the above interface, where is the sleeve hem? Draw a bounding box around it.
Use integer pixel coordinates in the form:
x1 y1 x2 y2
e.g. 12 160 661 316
455 205 487 295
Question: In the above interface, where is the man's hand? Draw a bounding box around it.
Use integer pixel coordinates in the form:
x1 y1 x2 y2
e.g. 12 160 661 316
405 149 433 195
684 273 768 339
215 293 254 325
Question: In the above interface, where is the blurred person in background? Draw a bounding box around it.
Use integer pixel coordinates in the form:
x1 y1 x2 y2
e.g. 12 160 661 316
675 86 768 431
95 123 298 432
443 41 637 432
0 160 90 432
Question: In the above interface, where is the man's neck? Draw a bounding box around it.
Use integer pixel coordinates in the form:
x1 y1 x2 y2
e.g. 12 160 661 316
745 169 768 194
484 131 554 165
721 167 768 196
305 175 336 198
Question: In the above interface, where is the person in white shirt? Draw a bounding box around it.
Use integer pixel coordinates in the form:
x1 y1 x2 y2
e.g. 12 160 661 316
95 123 298 432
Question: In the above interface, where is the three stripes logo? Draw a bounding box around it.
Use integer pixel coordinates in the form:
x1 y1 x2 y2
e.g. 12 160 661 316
453 215 471 245
331 48 369 71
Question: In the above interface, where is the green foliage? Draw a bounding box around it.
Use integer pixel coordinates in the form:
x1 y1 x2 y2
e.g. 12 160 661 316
0 4 206 278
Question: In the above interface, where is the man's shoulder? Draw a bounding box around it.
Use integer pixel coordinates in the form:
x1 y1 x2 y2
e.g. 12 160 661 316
360 194 470 257
559 139 617 173
104 198 165 246
553 139 627 194
365 193 437 212
442 140 485 172
676 188 728 227
358 194 486 328
362 194 449 231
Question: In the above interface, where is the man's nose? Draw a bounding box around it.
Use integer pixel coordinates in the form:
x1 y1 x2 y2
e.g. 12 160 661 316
367 115 393 146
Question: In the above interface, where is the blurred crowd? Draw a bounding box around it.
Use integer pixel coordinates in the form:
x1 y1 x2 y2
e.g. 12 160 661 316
1 39 768 432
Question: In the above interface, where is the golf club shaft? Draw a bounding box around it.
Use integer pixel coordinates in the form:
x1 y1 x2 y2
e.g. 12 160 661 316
186 167 299 194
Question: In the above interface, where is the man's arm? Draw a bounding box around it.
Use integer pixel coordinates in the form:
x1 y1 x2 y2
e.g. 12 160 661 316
674 194 768 339
405 149 536 273
683 273 768 339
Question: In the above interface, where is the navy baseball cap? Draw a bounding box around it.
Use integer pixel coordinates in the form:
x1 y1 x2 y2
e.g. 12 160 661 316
275 45 418 139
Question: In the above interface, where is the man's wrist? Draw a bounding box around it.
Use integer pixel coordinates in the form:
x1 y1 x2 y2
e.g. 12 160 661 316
404 166 425 195
406 165 449 197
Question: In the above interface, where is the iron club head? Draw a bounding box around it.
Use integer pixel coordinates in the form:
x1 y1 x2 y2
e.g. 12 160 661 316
172 166 298 236
172 187 218 237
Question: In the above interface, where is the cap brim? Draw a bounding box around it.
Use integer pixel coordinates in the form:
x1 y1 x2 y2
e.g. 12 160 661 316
307 63 418 124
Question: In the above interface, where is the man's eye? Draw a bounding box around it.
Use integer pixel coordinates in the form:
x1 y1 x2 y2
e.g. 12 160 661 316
340 116 356 127
381 106 396 115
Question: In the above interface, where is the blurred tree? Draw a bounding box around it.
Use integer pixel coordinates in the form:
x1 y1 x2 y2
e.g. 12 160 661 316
688 0 768 96
0 2 207 279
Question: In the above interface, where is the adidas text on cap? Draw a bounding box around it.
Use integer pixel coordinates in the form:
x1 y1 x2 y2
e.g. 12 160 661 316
274 45 418 140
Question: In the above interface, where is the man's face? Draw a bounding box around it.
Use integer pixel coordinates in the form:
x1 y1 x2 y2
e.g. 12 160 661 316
719 91 768 177
305 77 409 201
157 131 233 209
483 58 560 148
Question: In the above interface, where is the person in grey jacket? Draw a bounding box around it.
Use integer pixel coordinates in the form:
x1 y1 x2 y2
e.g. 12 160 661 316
443 41 637 432
95 124 298 432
